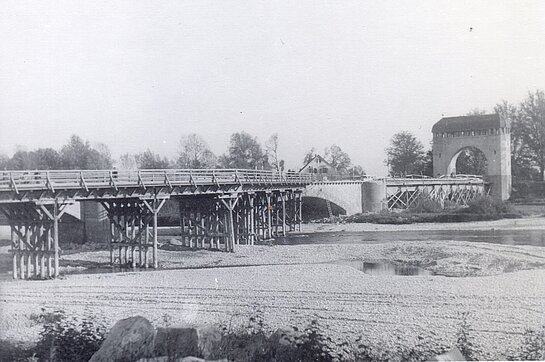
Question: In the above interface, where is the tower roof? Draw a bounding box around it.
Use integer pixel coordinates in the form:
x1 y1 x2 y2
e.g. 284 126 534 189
432 114 507 133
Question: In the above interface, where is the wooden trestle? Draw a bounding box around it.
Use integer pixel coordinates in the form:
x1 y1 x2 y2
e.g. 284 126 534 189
0 191 302 279
0 168 310 279
0 201 69 279
178 191 302 251
100 198 167 269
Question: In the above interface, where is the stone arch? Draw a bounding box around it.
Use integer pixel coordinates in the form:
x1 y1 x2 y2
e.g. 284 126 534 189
432 114 511 199
301 196 347 220
302 182 363 215
446 146 488 176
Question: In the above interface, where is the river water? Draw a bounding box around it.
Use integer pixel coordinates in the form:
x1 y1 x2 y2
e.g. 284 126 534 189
277 228 545 247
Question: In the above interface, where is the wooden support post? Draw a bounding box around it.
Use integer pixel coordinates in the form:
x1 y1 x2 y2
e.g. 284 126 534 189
145 223 149 268
220 196 239 252
143 197 168 269
47 226 52 278
249 195 255 245
152 208 158 267
24 227 31 278
40 225 46 279
281 193 286 237
53 209 60 278
18 224 25 280
266 193 272 239
111 217 115 264
11 227 17 279
39 201 69 278
138 217 143 267
298 192 302 231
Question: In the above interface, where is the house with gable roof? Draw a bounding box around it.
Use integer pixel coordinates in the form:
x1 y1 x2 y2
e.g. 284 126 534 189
299 154 339 180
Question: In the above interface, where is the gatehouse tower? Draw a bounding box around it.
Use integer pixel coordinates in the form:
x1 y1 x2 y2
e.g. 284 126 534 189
432 114 511 200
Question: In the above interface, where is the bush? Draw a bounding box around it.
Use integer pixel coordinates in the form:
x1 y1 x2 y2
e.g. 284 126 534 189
0 340 34 362
509 326 545 360
406 195 444 214
210 314 340 362
456 312 481 361
31 308 106 362
461 195 516 215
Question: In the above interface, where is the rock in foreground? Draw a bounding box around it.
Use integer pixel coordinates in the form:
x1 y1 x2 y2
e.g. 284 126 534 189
90 316 155 362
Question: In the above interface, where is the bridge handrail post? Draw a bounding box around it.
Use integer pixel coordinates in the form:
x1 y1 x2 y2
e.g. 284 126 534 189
164 170 172 188
45 171 55 192
9 172 19 194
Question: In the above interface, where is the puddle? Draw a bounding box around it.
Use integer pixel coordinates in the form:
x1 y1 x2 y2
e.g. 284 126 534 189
334 260 435 276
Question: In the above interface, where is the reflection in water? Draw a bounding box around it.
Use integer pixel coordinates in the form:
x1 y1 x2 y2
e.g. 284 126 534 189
335 260 434 276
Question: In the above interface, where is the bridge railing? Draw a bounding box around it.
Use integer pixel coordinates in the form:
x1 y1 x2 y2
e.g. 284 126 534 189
0 169 312 193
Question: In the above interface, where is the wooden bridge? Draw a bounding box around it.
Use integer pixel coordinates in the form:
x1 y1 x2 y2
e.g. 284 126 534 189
0 169 311 279
385 177 487 209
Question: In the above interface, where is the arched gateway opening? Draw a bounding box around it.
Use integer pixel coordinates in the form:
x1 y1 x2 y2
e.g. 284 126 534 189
432 114 511 200
449 146 488 176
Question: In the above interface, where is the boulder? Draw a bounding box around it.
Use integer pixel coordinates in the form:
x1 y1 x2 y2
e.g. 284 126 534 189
89 316 155 362
428 347 466 361
153 327 199 359
153 325 223 359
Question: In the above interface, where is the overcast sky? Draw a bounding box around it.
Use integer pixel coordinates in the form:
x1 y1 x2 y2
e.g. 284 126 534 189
1 1 544 175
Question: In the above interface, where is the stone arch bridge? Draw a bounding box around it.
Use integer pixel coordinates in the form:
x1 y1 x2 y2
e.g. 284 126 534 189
303 177 486 216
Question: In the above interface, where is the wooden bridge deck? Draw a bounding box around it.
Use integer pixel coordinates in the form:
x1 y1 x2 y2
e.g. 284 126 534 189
0 169 312 203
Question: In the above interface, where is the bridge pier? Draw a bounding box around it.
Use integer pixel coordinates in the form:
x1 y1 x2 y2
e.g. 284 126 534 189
177 191 303 252
101 197 167 269
0 201 69 279
179 196 232 251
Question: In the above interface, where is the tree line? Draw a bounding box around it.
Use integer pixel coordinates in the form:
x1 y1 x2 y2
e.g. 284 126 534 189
0 131 363 175
385 89 545 181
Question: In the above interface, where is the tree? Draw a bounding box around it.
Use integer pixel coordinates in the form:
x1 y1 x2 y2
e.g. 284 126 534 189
5 147 61 170
117 153 138 169
60 135 112 169
0 154 8 170
30 148 62 169
135 149 171 169
385 131 426 176
421 150 433 177
7 148 33 170
456 148 487 175
495 100 537 180
466 108 488 116
220 132 269 169
265 133 284 172
518 90 545 180
177 134 216 169
302 148 316 165
324 145 351 174
347 165 366 177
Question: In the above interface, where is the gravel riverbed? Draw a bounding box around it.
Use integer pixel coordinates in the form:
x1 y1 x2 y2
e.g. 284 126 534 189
1 218 545 359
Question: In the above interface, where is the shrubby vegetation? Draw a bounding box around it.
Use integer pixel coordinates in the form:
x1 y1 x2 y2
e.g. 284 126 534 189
343 195 521 225
0 308 106 362
3 309 545 361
